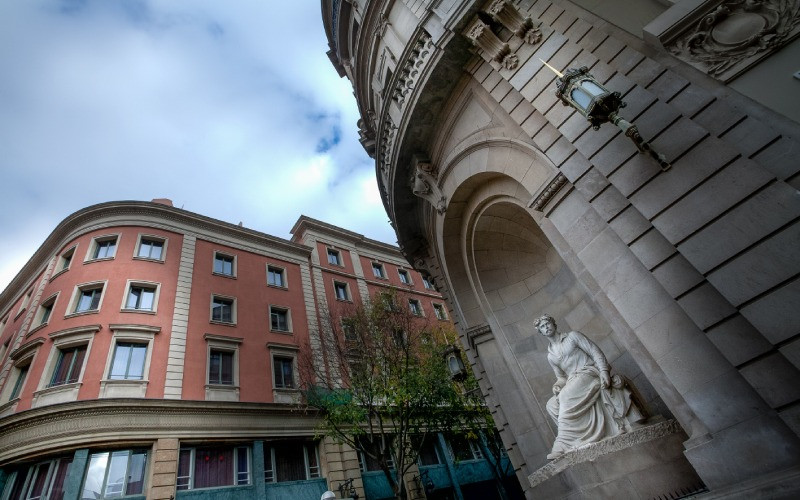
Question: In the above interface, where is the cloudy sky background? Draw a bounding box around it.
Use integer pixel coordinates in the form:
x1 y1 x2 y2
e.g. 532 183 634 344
0 0 393 292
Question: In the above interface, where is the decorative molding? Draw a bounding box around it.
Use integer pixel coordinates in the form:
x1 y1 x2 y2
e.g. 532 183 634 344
109 324 161 334
204 333 244 344
530 173 568 212
467 324 494 350
465 17 519 70
48 324 102 340
392 32 434 106
411 157 448 215
667 0 800 81
9 337 45 362
486 0 543 45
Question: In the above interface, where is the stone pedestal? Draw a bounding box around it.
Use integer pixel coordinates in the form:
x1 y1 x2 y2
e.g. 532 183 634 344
528 420 704 499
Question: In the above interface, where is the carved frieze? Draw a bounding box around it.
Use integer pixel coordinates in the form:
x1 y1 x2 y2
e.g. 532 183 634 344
392 32 434 106
530 173 568 212
667 0 800 81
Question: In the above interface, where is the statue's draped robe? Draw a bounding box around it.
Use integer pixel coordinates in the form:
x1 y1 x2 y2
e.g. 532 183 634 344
546 331 631 456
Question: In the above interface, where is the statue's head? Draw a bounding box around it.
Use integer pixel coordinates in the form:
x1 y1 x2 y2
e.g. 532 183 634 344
534 314 556 337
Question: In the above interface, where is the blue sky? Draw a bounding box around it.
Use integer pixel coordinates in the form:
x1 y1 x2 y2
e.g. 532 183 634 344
0 1 393 291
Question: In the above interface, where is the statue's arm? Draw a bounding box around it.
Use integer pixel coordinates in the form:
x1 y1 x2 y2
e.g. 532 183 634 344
572 331 612 388
549 358 567 394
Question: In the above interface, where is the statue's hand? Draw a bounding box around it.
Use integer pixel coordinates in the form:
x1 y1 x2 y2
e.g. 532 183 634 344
600 370 611 389
553 378 566 395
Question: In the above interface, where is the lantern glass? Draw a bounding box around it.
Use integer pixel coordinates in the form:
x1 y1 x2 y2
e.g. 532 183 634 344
447 353 462 375
580 79 605 97
570 87 592 111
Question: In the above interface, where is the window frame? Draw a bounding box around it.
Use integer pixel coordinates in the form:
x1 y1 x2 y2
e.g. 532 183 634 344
267 265 287 289
422 276 434 290
268 343 299 402
133 234 167 262
65 281 107 318
371 262 387 279
32 325 99 407
263 441 321 483
1 456 73 500
84 234 120 263
210 294 237 326
51 244 78 281
15 289 33 320
121 280 161 314
212 251 237 278
326 248 342 267
433 303 448 321
398 269 412 285
269 306 292 333
333 281 350 302
99 325 159 398
80 449 148 499
408 299 423 317
31 292 59 332
204 334 242 401
176 445 250 491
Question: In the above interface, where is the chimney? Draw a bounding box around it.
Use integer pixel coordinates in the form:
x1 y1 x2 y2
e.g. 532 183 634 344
151 198 173 207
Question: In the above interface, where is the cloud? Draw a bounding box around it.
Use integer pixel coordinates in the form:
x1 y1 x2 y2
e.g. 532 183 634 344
0 1 395 292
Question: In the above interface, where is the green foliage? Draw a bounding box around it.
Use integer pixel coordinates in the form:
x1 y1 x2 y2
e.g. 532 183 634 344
302 290 490 499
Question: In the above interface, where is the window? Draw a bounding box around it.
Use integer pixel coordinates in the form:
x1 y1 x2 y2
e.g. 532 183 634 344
433 303 448 321
109 343 147 380
49 345 86 387
448 435 483 462
81 450 147 498
264 441 320 483
380 293 398 312
418 436 442 466
326 248 342 266
371 262 386 279
211 295 236 324
213 251 236 277
2 457 72 500
17 289 33 317
88 235 118 260
70 282 106 315
398 269 411 284
267 266 286 288
135 235 165 261
409 299 423 316
273 356 295 389
59 246 76 272
177 446 249 490
34 294 58 328
333 281 350 301
358 436 395 472
125 285 156 312
270 306 290 332
209 349 234 385
0 316 7 338
9 364 29 400
422 276 433 290
341 318 357 341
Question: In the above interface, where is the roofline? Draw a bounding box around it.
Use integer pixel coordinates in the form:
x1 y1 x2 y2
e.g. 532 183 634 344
291 215 401 255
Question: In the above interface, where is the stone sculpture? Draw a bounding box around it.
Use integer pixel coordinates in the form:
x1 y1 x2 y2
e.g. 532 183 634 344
535 314 643 459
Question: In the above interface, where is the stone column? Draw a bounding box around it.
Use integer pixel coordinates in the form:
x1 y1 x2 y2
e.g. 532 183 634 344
62 449 89 499
321 437 364 499
148 438 179 500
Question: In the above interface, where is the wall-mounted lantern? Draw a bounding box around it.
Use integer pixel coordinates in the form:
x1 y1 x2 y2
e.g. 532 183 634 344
444 345 467 382
542 61 671 171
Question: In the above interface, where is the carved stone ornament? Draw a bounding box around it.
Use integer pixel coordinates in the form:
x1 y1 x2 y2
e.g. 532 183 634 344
668 0 800 81
465 17 519 70
411 159 447 215
486 0 543 45
530 173 567 212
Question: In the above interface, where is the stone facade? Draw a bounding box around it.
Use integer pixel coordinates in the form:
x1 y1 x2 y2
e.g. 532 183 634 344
323 0 800 497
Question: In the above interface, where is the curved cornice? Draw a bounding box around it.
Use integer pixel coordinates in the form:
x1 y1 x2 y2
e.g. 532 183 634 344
0 201 313 309
0 398 321 464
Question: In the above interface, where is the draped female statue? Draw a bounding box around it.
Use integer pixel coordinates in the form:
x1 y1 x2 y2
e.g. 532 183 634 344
534 314 643 459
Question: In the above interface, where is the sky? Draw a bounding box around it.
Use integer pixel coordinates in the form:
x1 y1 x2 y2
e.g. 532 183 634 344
0 0 394 292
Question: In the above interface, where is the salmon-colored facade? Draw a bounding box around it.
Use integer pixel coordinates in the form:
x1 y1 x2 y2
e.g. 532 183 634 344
0 201 453 500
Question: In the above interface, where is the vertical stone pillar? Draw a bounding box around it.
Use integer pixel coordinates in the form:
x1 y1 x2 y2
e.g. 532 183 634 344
321 437 364 499
148 438 179 500
62 449 89 500
252 441 267 499
437 434 464 500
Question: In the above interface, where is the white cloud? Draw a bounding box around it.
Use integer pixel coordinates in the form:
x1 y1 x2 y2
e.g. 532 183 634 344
0 1 395 292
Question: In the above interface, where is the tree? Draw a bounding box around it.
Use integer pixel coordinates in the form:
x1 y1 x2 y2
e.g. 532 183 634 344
301 290 490 500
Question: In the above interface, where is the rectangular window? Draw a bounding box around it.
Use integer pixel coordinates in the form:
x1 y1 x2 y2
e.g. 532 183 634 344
81 450 147 498
418 436 441 466
326 248 342 266
74 285 104 313
49 345 87 386
448 435 483 462
398 269 410 284
433 303 447 320
341 318 357 341
333 281 349 301
409 299 422 316
176 446 249 490
35 295 57 327
125 285 156 311
209 350 234 385
3 457 72 500
273 356 294 389
267 266 286 288
422 276 433 290
9 365 29 400
358 436 395 472
211 296 235 324
213 252 235 277
109 343 147 380
264 441 320 483
270 307 290 332
372 262 386 279
136 237 164 260
60 247 76 271
92 237 118 260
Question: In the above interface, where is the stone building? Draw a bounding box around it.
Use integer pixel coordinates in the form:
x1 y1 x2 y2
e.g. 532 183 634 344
322 0 800 497
0 200 513 499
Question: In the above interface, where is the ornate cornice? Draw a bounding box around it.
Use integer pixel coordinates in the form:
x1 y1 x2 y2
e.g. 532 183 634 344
530 173 568 212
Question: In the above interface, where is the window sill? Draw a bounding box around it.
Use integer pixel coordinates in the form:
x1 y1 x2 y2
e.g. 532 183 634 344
273 387 300 404
121 308 157 315
205 384 240 402
14 307 27 321
210 320 237 327
27 322 48 336
270 329 293 335
335 298 353 303
64 310 100 319
132 256 165 264
267 284 289 291
50 268 69 282
100 379 148 398
0 398 20 418
84 257 116 265
32 382 81 408
212 272 237 280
